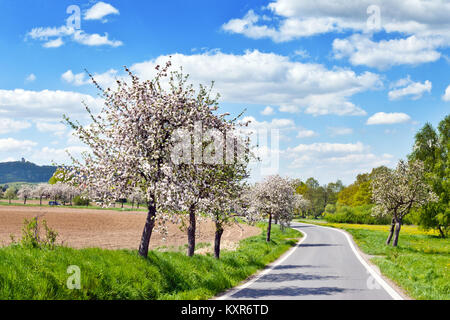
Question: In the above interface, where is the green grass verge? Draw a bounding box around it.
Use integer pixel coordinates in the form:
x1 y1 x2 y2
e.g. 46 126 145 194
0 223 301 300
297 220 449 300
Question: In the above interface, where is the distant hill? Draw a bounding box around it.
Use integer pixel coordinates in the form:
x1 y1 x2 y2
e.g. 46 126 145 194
0 160 56 184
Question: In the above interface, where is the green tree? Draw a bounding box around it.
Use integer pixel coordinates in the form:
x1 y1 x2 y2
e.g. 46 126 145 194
295 181 308 196
325 180 344 205
337 183 359 206
337 167 388 207
409 116 450 237
4 187 16 204
294 178 343 218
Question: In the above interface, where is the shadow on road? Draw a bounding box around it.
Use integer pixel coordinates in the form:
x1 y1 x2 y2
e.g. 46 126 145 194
299 243 341 247
258 272 339 283
273 264 323 270
230 286 355 298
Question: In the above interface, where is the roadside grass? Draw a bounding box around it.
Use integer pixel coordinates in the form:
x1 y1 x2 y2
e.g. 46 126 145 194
0 223 301 300
297 220 449 300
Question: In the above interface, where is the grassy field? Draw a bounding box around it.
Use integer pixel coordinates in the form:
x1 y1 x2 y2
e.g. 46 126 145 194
0 223 301 300
297 219 449 300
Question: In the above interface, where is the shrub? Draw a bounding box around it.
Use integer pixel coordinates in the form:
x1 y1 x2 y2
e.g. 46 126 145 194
19 217 59 249
323 204 391 225
73 195 90 206
324 204 336 214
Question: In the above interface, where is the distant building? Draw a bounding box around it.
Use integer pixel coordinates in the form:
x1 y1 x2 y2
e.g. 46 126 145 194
21 158 25 163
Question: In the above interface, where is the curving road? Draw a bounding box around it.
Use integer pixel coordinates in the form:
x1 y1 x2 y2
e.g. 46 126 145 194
218 222 402 300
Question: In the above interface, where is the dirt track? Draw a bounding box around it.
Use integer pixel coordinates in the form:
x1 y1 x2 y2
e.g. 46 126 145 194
0 206 260 252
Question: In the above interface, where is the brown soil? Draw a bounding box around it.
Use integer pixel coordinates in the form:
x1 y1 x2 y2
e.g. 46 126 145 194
0 206 260 252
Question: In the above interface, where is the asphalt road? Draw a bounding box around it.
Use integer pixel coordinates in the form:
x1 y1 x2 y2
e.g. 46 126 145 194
219 222 401 300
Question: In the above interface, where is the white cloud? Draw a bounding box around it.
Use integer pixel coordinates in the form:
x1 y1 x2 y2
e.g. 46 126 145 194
443 85 450 101
0 118 31 134
224 1 450 69
328 127 353 136
242 116 295 131
35 121 66 136
25 73 36 82
224 1 450 41
0 89 103 121
289 142 365 154
282 140 395 183
43 37 64 48
84 2 119 21
61 70 86 86
72 30 122 47
0 138 37 153
241 116 317 143
61 69 119 88
388 77 432 100
222 9 341 42
27 25 75 40
27 25 122 48
130 50 381 116
296 129 317 138
27 146 90 165
366 112 411 125
261 106 275 115
294 49 310 59
333 34 443 70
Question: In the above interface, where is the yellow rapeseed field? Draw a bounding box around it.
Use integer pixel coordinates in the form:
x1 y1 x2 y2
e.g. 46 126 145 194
324 223 439 236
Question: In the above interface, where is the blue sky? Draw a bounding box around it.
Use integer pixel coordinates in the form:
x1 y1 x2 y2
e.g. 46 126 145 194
0 0 449 184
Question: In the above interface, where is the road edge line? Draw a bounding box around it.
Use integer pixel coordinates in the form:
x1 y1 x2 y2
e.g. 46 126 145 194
215 229 308 300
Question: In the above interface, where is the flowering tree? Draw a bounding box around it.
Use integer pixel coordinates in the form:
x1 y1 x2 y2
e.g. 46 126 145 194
294 194 311 217
63 61 243 258
250 175 296 242
33 183 50 206
372 160 438 246
167 113 251 256
60 184 78 205
48 183 64 203
18 185 34 205
199 146 251 258
129 188 145 209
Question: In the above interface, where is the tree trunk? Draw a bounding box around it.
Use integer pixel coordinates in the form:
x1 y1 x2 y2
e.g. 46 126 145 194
266 213 272 242
386 217 396 245
392 218 402 247
40 197 42 206
274 217 278 225
187 205 196 257
438 226 445 238
33 217 39 243
214 224 224 259
138 203 157 257
24 198 26 205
